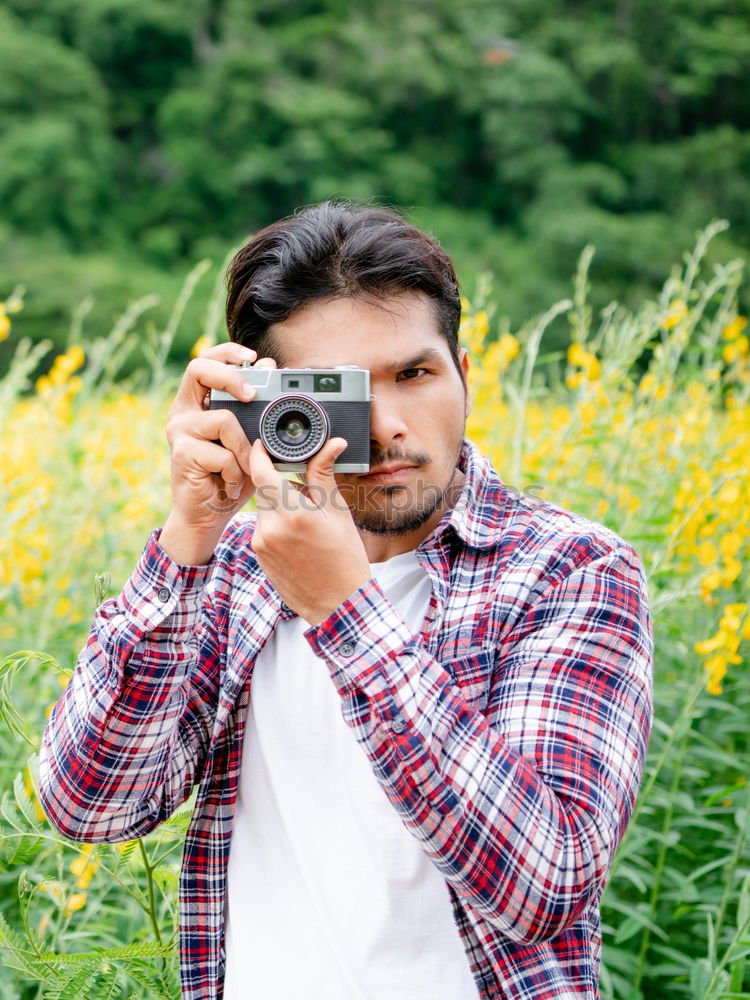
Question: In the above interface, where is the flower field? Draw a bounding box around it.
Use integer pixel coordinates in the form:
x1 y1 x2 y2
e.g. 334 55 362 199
1 224 748 999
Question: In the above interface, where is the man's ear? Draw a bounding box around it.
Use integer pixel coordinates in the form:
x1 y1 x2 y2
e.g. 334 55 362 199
458 348 471 418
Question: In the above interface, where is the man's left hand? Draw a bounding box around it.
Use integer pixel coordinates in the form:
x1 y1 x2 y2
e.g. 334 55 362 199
248 437 372 626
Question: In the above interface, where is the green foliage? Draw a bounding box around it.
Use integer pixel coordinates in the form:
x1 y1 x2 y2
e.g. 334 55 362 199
0 237 218 377
0 714 183 999
1 0 749 352
0 9 114 245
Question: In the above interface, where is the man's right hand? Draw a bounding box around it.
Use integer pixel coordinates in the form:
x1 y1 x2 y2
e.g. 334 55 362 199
158 342 277 566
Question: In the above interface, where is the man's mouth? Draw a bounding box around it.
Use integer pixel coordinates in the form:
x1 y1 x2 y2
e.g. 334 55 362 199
360 463 417 484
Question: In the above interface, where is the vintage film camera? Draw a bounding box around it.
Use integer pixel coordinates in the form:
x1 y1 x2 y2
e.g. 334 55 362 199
209 364 371 472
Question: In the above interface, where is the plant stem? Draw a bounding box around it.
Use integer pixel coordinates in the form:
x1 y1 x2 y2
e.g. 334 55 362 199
632 725 690 993
138 839 163 947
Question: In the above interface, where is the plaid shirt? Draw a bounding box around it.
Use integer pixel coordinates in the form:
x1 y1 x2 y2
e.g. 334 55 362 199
40 439 653 1000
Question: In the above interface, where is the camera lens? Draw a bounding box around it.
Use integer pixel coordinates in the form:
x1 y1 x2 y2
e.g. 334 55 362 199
259 395 330 462
276 410 310 446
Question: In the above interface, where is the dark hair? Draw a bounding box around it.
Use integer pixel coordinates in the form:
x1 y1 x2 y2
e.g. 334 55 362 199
225 200 462 371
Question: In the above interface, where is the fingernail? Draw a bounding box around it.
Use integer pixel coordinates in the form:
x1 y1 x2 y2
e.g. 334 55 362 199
242 383 253 398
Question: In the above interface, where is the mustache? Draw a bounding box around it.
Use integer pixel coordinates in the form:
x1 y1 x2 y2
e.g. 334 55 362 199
368 447 430 468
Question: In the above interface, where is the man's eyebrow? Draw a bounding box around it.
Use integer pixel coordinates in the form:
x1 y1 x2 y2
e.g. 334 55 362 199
299 347 448 373
377 348 447 374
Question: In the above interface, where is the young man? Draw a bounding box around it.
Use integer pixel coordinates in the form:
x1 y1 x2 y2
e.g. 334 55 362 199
40 202 653 1000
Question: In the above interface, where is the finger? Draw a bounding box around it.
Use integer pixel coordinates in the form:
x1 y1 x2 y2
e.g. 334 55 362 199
196 343 257 364
253 356 278 369
213 472 253 503
295 439 348 511
174 357 257 410
174 438 247 492
167 409 253 474
248 438 287 500
304 438 348 489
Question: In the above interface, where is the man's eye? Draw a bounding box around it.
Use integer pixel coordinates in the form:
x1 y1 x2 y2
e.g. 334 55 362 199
398 368 428 381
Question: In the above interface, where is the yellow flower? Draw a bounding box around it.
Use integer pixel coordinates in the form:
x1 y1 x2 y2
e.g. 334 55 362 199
721 557 743 585
694 634 722 655
697 541 717 566
695 601 748 694
64 892 88 915
191 334 214 358
70 845 99 889
474 310 489 339
700 569 723 601
723 338 749 365
579 400 597 426
24 767 47 823
719 532 744 560
0 305 9 342
722 315 747 340
550 405 571 429
38 881 64 903
717 482 741 507
664 300 688 329
65 344 85 371
721 602 747 622
566 343 600 381
497 332 520 364
567 342 589 367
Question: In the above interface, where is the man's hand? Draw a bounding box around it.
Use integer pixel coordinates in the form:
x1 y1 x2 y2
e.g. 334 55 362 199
159 343 276 566
249 437 372 626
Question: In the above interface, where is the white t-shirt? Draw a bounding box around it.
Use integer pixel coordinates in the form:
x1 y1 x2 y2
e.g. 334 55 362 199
223 549 478 1000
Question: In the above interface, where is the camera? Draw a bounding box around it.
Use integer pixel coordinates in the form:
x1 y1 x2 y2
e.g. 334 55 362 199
209 364 371 472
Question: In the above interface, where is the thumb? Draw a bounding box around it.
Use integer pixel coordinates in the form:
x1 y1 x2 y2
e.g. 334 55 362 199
303 437 348 494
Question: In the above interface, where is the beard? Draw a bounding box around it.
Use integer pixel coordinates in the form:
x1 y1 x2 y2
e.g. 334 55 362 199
338 435 465 537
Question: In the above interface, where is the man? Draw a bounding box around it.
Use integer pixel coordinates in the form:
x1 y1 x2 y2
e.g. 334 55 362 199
40 201 653 1000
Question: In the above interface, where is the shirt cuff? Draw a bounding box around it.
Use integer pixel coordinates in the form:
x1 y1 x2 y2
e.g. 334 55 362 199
304 578 421 709
118 528 215 632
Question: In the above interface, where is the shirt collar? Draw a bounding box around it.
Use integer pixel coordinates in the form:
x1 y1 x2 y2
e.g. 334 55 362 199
427 438 513 551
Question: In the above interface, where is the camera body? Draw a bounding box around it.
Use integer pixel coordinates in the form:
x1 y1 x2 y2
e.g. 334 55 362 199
209 364 371 472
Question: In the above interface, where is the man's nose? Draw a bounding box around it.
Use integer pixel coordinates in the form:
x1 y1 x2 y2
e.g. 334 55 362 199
369 391 408 450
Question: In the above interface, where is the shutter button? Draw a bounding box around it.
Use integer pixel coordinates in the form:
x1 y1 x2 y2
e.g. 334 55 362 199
339 640 356 657
157 587 170 603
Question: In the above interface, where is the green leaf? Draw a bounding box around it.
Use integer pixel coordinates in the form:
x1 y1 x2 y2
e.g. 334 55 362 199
689 957 713 999
44 963 102 1000
738 872 750 936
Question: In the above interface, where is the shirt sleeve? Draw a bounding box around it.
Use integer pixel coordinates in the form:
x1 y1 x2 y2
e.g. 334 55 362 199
304 541 653 945
38 529 221 843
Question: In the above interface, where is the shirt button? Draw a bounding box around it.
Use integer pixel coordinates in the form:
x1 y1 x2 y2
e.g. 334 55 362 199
157 587 171 603
392 717 406 735
339 640 356 658
280 601 292 614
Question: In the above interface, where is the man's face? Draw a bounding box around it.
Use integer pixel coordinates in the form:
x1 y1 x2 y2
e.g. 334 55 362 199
269 292 470 550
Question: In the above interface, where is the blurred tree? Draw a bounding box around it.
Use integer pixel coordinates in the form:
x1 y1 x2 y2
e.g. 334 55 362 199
0 10 114 245
0 0 748 352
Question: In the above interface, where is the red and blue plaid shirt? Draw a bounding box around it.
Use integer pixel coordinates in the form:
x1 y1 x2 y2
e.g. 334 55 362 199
40 439 653 1000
